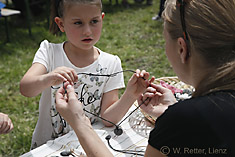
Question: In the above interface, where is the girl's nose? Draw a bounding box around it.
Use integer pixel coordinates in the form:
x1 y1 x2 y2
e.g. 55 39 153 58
83 25 92 36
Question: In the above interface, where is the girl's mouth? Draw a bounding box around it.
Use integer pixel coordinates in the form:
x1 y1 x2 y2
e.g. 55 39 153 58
82 38 92 43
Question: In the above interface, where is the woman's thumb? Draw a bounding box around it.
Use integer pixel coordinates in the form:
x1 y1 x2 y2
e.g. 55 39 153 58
66 85 77 100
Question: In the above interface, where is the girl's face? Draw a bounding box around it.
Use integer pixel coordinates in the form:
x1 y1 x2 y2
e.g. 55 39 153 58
58 3 103 51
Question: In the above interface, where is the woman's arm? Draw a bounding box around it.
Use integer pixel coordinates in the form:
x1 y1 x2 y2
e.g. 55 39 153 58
144 144 165 157
56 82 165 157
56 83 113 157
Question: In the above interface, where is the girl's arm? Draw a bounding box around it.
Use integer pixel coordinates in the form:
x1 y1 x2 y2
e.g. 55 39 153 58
20 63 49 97
20 63 78 97
100 69 154 126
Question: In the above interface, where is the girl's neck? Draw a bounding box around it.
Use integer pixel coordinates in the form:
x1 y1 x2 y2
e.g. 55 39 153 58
63 42 100 68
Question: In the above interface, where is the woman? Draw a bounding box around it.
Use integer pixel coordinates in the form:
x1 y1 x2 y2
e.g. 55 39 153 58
55 0 235 156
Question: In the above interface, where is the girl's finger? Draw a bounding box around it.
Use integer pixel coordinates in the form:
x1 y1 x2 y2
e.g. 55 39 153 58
61 72 73 83
71 70 78 82
141 70 150 80
139 70 146 78
53 73 67 84
149 76 155 84
135 69 140 77
128 73 138 85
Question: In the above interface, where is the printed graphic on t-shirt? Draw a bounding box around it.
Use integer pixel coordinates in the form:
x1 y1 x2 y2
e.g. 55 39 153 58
50 64 106 138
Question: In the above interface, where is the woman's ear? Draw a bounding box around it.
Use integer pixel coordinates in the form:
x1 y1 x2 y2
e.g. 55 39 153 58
177 37 189 64
102 12 105 19
54 17 65 32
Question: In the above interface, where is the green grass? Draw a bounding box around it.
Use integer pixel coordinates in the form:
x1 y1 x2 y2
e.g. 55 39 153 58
0 0 174 156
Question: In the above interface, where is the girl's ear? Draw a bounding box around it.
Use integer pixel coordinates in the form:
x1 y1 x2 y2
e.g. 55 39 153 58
54 17 65 32
102 12 105 19
177 37 189 64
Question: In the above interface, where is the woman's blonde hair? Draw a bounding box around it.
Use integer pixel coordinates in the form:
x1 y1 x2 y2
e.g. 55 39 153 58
163 0 235 97
49 0 103 35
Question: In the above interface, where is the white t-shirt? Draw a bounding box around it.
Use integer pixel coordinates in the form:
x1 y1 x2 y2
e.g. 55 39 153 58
31 40 125 149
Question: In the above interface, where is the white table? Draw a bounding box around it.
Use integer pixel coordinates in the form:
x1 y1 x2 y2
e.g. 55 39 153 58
1 8 20 16
1 8 21 42
21 106 154 157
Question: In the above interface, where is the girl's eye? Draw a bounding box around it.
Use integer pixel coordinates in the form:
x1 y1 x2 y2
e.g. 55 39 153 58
91 20 98 24
74 21 82 25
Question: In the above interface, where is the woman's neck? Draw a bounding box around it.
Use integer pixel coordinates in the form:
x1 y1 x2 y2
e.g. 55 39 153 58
189 53 211 89
63 42 100 68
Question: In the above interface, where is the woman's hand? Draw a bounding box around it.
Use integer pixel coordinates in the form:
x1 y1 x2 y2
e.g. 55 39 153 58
47 66 78 86
138 83 177 118
125 69 154 99
55 82 90 128
56 82 113 156
0 113 14 134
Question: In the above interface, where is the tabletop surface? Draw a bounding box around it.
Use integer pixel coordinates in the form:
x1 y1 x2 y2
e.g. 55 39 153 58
1 8 20 16
21 105 154 157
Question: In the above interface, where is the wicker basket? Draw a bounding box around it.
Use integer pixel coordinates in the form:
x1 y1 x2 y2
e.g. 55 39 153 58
134 76 194 124
154 76 194 92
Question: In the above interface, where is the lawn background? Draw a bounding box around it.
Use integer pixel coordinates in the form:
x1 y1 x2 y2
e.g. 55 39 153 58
0 0 174 156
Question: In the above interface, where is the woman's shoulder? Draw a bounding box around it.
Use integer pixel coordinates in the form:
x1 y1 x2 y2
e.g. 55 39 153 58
171 90 235 109
156 90 235 122
150 90 235 153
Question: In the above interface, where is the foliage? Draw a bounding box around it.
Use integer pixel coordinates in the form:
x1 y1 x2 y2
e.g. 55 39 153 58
0 0 174 156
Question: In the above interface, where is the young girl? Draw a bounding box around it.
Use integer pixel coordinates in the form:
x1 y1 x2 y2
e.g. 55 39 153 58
55 0 235 156
20 0 150 149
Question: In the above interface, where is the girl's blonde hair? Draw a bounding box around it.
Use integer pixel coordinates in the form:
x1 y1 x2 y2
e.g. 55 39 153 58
163 0 235 97
49 0 103 35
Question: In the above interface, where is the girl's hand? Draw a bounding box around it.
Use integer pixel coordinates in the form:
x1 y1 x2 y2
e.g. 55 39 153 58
138 83 177 118
47 66 78 86
125 69 153 99
0 113 14 134
55 82 90 128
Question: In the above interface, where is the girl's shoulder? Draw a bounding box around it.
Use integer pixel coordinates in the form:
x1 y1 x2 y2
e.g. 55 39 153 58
39 40 63 49
97 47 121 62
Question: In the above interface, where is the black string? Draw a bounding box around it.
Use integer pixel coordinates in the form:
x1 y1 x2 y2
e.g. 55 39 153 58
83 97 149 131
51 69 136 90
55 69 149 156
117 97 149 127
106 135 144 156
83 108 117 126
76 69 136 77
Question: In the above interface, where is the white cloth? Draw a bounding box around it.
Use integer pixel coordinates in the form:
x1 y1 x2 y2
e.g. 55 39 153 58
31 40 125 149
21 105 152 157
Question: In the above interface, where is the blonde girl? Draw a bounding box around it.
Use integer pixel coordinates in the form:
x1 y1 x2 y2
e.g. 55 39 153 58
20 0 150 149
56 0 235 156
